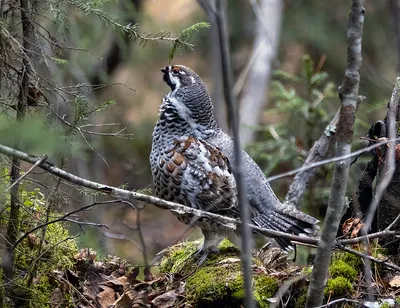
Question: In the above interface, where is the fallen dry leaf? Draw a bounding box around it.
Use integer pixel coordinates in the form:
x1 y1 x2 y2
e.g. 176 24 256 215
101 276 129 292
50 288 63 308
97 286 116 308
342 218 363 238
389 275 400 288
114 290 137 308
151 290 177 308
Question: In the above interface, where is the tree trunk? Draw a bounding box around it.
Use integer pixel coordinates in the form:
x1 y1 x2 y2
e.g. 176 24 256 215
239 0 283 146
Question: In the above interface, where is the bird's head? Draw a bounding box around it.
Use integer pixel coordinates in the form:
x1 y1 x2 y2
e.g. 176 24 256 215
161 65 201 91
159 65 216 132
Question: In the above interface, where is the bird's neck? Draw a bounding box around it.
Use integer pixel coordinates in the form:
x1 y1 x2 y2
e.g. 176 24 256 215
157 91 217 139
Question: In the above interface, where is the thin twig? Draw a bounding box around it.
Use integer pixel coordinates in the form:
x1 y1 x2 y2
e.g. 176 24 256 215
11 199 128 251
214 1 255 307
336 244 400 272
338 229 400 245
313 298 368 308
5 155 47 192
267 137 400 182
385 213 400 231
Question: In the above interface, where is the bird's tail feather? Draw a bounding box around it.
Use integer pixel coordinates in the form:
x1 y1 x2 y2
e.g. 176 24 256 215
252 208 319 250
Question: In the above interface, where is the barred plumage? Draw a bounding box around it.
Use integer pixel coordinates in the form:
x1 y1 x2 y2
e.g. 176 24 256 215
150 65 319 260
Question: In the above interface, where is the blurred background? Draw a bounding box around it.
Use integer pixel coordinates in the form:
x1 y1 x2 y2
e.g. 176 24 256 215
1 0 398 265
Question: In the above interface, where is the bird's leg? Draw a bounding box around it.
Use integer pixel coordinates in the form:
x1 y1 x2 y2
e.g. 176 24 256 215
194 230 224 266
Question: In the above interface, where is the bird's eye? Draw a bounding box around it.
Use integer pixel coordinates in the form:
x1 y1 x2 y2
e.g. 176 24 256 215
172 68 180 75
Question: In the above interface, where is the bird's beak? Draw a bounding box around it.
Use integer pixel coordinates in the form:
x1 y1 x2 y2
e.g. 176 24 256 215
161 66 175 90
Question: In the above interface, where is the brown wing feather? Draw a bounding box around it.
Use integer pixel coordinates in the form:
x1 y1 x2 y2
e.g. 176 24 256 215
153 136 238 216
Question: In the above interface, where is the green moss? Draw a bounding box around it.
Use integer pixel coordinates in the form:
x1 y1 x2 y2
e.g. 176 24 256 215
295 293 307 308
159 241 197 273
329 260 358 281
186 266 277 307
253 275 278 307
218 238 240 253
159 239 240 274
378 301 392 308
0 173 79 308
339 252 362 270
324 277 352 297
160 239 278 307
186 264 241 306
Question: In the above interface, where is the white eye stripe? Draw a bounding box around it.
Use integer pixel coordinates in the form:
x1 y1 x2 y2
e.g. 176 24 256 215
180 71 186 75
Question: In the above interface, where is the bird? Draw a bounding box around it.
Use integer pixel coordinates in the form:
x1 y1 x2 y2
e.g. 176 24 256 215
150 65 319 262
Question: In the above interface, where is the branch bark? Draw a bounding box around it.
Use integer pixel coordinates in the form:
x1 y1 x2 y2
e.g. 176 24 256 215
306 1 365 307
2 143 399 274
285 97 363 209
0 143 318 246
214 1 255 307
364 78 400 232
285 109 340 209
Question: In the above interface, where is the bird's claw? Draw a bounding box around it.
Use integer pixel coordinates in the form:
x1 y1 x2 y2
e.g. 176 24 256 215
193 246 219 266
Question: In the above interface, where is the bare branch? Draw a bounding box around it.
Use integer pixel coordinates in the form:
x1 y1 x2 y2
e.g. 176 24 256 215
11 199 126 251
0 143 319 246
285 96 363 209
285 108 340 208
336 244 400 272
5 155 47 192
267 137 400 182
313 298 368 308
214 1 255 307
363 77 400 233
306 1 365 306
338 229 400 245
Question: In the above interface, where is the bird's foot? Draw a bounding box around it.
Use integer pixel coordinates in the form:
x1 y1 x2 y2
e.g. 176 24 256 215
193 246 219 266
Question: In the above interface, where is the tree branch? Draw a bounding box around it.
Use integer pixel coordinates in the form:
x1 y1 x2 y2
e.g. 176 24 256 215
336 244 400 272
314 298 368 308
285 108 340 208
5 155 47 192
306 1 365 307
2 142 400 277
214 1 255 307
285 96 364 209
363 77 400 233
0 143 320 247
267 137 399 182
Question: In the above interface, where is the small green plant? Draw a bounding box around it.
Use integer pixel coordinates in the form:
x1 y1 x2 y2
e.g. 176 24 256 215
247 54 337 214
249 55 336 173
